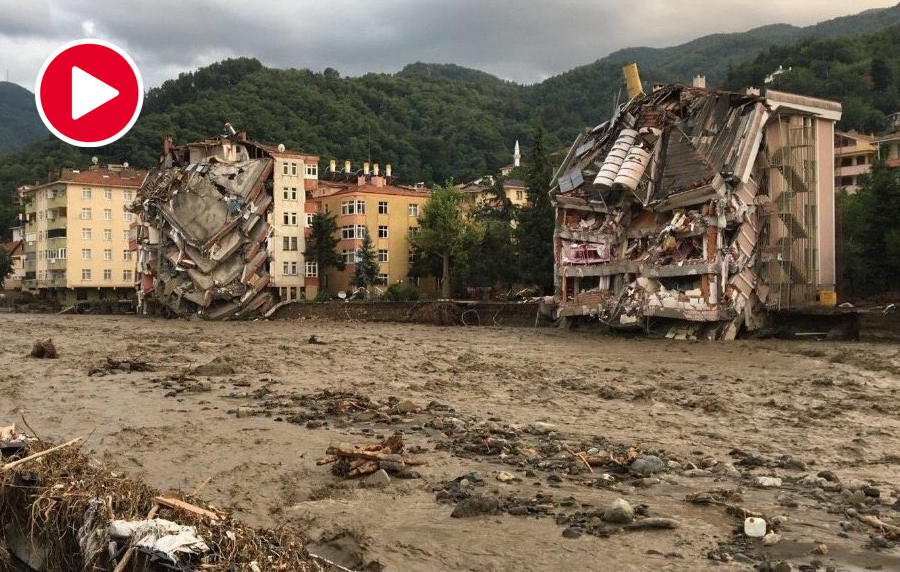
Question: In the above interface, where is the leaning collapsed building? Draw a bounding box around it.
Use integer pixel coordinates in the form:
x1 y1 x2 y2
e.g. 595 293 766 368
551 79 841 339
128 129 317 319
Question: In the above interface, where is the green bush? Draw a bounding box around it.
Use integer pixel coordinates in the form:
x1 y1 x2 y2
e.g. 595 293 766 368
384 282 420 301
314 290 331 302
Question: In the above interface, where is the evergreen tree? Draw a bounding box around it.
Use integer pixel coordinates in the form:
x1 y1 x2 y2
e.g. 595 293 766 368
409 182 476 298
351 228 380 291
871 55 892 92
303 212 345 278
515 124 555 293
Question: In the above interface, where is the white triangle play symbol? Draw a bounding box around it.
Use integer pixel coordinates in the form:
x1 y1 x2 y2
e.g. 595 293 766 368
71 66 119 120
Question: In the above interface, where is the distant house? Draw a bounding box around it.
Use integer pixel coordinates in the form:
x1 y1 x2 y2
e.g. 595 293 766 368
834 131 877 193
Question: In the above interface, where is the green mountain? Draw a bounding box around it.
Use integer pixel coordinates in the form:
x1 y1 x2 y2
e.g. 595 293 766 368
3 3 900 240
0 81 49 157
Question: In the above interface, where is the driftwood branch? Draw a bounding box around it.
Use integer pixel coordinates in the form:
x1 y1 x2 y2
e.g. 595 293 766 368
0 438 82 472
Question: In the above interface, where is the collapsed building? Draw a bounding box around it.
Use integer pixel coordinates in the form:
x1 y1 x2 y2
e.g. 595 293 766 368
128 129 318 319
551 76 842 339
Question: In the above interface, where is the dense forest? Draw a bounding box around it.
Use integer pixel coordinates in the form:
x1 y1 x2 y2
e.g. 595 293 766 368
0 82 48 157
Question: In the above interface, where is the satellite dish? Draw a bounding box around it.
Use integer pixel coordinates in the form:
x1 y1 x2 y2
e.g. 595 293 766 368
91 156 99 165
123 161 129 168
277 143 285 153
338 291 347 299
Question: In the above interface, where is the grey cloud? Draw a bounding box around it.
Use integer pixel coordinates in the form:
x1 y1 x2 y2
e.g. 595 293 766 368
0 0 895 89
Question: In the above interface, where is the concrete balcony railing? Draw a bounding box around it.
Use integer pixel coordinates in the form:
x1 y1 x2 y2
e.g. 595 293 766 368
834 164 871 177
37 278 67 288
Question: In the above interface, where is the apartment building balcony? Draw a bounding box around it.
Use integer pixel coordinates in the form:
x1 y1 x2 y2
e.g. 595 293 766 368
834 164 870 178
46 259 67 270
37 278 67 288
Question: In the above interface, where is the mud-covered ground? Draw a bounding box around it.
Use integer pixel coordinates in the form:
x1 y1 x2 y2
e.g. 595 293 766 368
2 314 899 571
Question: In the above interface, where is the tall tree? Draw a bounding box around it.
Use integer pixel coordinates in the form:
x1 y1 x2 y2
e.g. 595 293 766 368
515 124 555 293
0 248 12 290
409 182 475 298
303 212 345 280
871 55 892 92
351 228 380 291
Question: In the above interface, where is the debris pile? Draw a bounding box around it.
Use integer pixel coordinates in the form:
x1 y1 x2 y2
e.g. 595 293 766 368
88 356 155 376
320 434 426 479
129 153 276 320
28 338 57 359
551 83 842 339
0 426 316 571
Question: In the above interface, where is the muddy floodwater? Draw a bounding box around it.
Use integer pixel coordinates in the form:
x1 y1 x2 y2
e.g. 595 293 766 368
2 314 899 571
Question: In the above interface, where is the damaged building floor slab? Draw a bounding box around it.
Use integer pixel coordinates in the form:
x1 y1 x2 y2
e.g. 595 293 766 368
2 314 900 571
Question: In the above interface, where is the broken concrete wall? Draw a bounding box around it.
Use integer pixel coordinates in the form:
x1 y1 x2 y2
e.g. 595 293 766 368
129 157 276 320
550 84 840 340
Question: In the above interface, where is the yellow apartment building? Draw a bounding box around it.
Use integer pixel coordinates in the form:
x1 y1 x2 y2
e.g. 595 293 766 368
458 176 528 214
20 163 146 305
834 131 878 193
305 166 435 297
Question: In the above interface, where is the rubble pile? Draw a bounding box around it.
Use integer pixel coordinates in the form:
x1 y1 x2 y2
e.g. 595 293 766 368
0 425 317 571
28 338 57 359
319 433 426 479
551 84 841 339
129 157 276 320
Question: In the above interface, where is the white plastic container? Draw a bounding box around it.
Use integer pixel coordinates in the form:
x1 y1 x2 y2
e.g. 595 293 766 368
744 517 767 538
614 145 652 191
593 129 638 187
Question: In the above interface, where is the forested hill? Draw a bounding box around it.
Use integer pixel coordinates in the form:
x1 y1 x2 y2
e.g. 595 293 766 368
0 81 48 157
4 4 900 239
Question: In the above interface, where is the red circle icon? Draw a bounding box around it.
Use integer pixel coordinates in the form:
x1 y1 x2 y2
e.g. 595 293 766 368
35 39 144 147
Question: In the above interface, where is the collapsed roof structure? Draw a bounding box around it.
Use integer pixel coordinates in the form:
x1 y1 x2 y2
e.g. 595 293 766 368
129 132 282 319
551 78 842 339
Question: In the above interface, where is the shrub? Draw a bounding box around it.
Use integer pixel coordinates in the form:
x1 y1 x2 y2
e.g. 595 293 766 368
384 282 420 301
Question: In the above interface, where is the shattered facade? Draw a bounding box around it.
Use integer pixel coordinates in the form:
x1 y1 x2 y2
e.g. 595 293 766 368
551 85 841 339
129 132 318 319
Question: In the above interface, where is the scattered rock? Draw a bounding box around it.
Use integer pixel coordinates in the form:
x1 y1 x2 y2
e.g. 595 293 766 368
863 486 881 498
29 338 58 359
601 498 634 524
561 526 582 539
818 470 839 482
763 532 782 546
755 476 782 488
496 471 518 483
236 407 254 418
812 543 828 555
871 536 892 549
394 399 418 414
530 422 555 435
366 469 391 488
623 517 679 530
782 457 807 471
631 455 665 476
191 356 236 376
308 335 326 345
451 494 499 518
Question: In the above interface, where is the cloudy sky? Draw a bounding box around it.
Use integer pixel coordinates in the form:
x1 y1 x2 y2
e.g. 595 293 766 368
1 0 896 90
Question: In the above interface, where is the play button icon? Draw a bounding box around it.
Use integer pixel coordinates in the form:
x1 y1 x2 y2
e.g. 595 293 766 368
71 66 120 120
35 39 143 147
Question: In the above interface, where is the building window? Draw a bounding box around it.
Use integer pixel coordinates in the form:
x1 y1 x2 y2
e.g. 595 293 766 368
378 201 389 215
81 248 91 260
103 249 112 261
377 273 388 285
305 164 317 177
341 200 366 215
103 269 112 281
58 248 67 260
282 261 298 276
306 213 314 227
82 228 91 240
856 155 867 166
283 212 298 225
840 176 854 186
123 250 132 261
123 230 130 242
283 236 298 251
81 208 92 220
378 249 389 262
408 204 419 217
342 249 360 264
409 250 415 263
124 190 133 201
104 188 112 200
378 225 388 238
305 261 318 277
342 225 366 240
103 208 112 220
82 188 91 199
123 269 133 281
123 212 133 222
516 190 524 201
81 269 91 281
291 163 298 176
103 229 112 241
282 187 298 200
408 226 419 237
